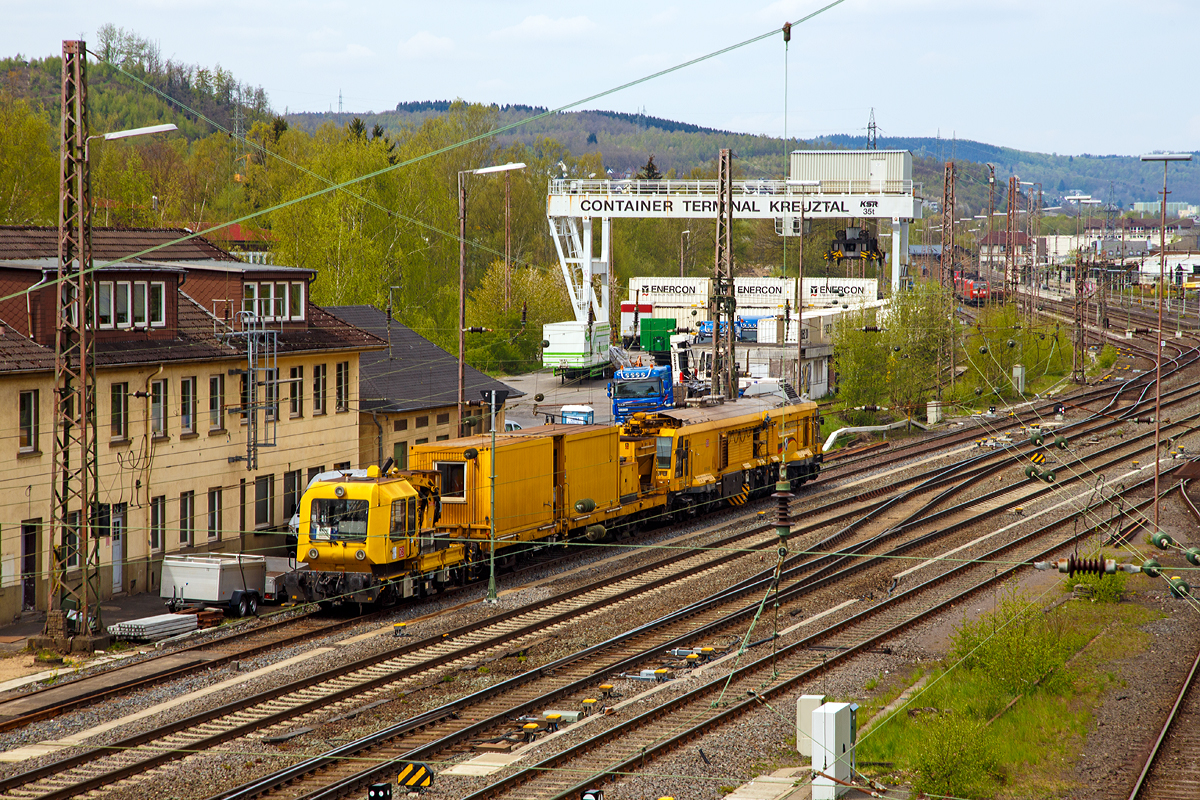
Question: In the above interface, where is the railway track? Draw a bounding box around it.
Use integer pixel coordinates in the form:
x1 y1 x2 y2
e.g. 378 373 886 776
1125 640 1200 800
2 326 1194 799
185 395 1200 800
458 482 1172 800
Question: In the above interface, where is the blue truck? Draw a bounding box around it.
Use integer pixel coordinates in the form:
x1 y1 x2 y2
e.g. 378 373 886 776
608 364 676 423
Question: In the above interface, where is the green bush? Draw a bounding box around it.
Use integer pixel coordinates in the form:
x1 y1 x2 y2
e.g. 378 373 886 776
950 588 1072 695
911 712 1001 798
1096 344 1118 370
1065 570 1127 603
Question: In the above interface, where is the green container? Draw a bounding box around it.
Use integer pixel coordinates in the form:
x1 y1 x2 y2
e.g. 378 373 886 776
639 318 675 353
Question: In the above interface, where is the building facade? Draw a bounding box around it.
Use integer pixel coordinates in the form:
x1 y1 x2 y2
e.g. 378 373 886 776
0 228 381 623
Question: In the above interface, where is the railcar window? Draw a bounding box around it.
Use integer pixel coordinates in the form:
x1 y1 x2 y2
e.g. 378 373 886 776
390 499 406 536
437 462 466 501
614 379 662 398
656 437 673 470
311 498 369 542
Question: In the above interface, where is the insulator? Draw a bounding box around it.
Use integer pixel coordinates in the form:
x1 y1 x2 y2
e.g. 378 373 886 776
1030 433 1045 446
1169 577 1192 598
974 387 983 396
1007 339 1016 348
1151 531 1174 550
1054 436 1068 450
1024 465 1041 479
1132 417 1155 424
1055 556 1116 577
1185 547 1200 567
1142 558 1162 578
979 345 989 354
1042 470 1056 483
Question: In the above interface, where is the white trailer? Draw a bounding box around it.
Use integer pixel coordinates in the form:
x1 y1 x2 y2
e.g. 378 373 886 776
161 553 268 617
543 320 612 380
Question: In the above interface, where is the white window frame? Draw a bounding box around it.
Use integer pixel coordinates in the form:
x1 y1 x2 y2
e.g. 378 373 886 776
114 281 130 327
97 282 114 328
149 282 166 327
241 281 306 322
150 379 167 437
180 377 197 434
132 282 148 326
436 461 467 503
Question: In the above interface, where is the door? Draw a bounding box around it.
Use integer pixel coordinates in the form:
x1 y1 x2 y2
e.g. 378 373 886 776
20 521 38 611
111 505 125 592
868 158 886 191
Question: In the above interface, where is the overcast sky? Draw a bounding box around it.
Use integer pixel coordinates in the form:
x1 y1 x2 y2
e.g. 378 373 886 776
5 0 1196 157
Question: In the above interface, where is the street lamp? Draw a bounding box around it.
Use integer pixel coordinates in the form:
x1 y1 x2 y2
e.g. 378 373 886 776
679 230 691 277
786 179 820 392
457 162 526 435
1140 152 1192 534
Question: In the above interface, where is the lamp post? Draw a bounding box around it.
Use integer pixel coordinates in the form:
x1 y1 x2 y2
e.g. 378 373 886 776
786 180 819 393
679 229 691 277
1140 152 1192 534
457 162 526 435
481 388 508 604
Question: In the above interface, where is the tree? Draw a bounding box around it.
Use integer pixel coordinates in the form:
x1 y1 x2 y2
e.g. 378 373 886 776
637 154 662 180
0 91 56 225
466 259 572 374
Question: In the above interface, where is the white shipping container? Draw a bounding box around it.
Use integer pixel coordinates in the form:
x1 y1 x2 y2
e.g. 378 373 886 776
804 278 878 306
653 305 709 332
628 277 710 306
619 302 653 337
733 277 795 305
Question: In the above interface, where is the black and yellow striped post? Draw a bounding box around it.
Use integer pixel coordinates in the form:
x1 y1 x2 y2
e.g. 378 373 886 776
1030 452 1047 465
396 762 434 789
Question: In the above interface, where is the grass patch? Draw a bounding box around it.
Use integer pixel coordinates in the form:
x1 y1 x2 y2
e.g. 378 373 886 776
857 589 1159 798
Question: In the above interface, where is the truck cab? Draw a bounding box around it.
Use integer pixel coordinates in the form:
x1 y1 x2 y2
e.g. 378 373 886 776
609 364 674 423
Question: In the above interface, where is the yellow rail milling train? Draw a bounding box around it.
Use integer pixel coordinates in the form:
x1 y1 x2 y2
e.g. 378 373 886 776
285 398 821 607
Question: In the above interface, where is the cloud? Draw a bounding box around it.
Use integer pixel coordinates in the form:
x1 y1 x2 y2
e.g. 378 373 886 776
491 15 597 41
399 31 454 59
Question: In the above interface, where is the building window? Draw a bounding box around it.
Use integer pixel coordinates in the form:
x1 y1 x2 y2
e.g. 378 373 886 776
110 383 128 440
180 377 196 434
307 465 325 485
436 462 466 501
150 496 165 551
394 419 407 432
289 366 304 417
97 282 113 327
149 282 165 326
284 469 303 519
207 489 222 540
265 368 279 421
242 281 306 322
313 364 327 415
151 379 167 436
180 491 194 546
99 281 165 328
414 438 428 445
415 415 429 428
436 412 450 425
63 511 80 569
239 373 249 421
18 390 38 452
335 361 349 412
393 442 408 470
254 475 274 528
209 374 225 429
115 281 130 327
333 461 350 471
436 434 449 441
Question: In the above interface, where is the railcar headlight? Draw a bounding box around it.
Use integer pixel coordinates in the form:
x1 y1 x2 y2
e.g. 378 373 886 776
355 549 366 561
308 548 319 560
335 486 346 498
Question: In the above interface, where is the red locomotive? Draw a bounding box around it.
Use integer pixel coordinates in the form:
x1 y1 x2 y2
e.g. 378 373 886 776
953 271 989 305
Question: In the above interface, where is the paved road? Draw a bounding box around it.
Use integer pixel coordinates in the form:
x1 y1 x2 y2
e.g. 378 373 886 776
500 369 615 428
